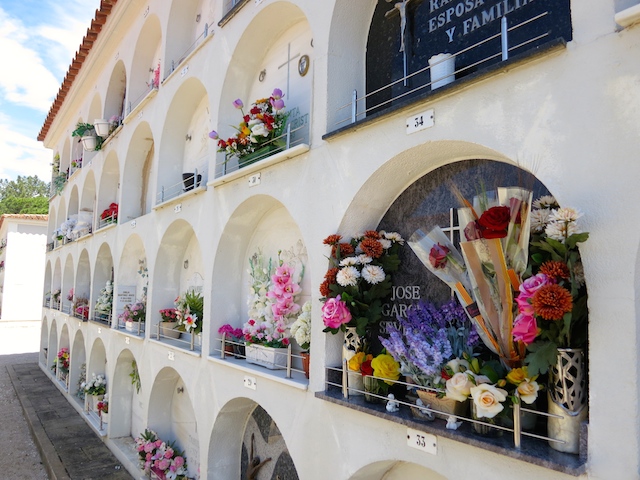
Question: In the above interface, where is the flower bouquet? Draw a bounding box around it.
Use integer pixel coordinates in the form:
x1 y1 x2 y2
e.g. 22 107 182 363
175 289 204 335
348 351 400 402
210 88 289 168
135 429 188 480
100 203 118 224
291 301 312 378
83 373 107 396
56 347 70 375
159 308 181 339
119 301 146 332
218 323 245 357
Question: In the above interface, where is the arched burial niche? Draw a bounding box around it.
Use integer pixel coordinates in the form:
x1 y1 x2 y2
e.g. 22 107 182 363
93 243 114 324
70 329 87 405
157 78 208 203
87 338 107 401
76 249 91 320
128 14 161 116
39 317 48 366
52 258 62 309
84 93 102 164
77 171 96 238
147 367 199 477
96 151 120 229
152 220 203 348
164 0 208 78
62 254 75 314
110 349 143 439
48 318 58 372
104 60 127 126
211 195 309 362
216 3 312 176
57 324 70 388
122 122 154 220
44 261 52 306
115 234 148 333
349 461 446 480
208 399 299 479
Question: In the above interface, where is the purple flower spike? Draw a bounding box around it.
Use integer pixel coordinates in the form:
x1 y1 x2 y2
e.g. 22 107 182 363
208 130 218 139
272 88 283 99
232 99 244 109
270 98 285 111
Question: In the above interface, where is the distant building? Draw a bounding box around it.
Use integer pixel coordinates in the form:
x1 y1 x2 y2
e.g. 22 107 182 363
0 214 47 320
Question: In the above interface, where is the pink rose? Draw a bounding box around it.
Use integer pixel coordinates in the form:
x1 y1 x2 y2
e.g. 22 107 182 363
174 456 185 468
516 273 553 315
512 314 538 344
322 295 352 329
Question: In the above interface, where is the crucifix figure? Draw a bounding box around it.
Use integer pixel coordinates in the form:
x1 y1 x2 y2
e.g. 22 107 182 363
385 0 415 86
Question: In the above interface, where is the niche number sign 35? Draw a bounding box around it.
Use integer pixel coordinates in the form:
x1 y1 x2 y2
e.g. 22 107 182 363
407 428 437 455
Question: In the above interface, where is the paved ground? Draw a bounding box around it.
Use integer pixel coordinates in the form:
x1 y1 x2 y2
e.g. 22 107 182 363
0 320 131 479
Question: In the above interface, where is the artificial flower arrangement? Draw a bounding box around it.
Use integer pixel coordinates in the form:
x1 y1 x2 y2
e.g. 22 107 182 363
119 301 147 324
72 122 103 151
175 289 204 335
55 347 70 374
320 230 404 341
67 288 75 302
52 289 61 303
148 63 160 90
96 394 109 416
242 250 303 348
74 296 90 320
218 324 245 358
135 429 188 480
100 203 118 224
94 280 113 316
82 373 107 396
290 301 312 351
159 308 179 323
348 350 401 398
209 88 288 164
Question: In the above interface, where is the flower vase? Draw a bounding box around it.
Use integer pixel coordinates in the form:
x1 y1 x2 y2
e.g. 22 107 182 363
233 343 246 359
363 376 382 403
224 344 235 357
237 143 282 169
87 394 104 412
343 327 364 396
245 343 288 370
160 321 181 339
416 390 468 421
301 352 310 379
182 173 202 191
471 402 502 437
100 411 109 425
547 348 588 454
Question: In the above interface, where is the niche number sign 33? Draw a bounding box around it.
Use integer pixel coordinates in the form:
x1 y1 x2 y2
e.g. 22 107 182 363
406 109 434 135
407 428 437 455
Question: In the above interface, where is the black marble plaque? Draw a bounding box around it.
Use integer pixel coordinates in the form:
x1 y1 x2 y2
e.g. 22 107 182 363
366 0 572 113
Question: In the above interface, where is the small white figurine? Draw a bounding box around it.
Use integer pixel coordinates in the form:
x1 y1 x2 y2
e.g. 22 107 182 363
386 393 400 413
446 415 462 430
415 398 435 421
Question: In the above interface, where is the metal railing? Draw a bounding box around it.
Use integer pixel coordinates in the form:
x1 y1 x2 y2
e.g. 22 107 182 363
164 23 212 81
96 213 117 231
116 318 145 337
156 159 209 205
126 84 158 117
90 312 110 325
214 121 309 179
333 12 550 128
156 323 202 352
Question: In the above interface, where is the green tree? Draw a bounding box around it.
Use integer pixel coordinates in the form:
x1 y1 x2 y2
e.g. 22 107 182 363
0 176 50 215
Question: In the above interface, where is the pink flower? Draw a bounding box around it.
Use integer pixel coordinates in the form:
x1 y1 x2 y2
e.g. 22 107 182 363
209 130 218 139
164 448 173 458
174 456 185 468
517 273 553 315
270 98 285 111
272 88 284 99
322 295 352 329
233 98 244 109
513 314 538 344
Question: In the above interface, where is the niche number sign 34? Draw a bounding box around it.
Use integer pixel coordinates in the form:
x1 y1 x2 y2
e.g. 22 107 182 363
406 109 434 135
407 428 437 455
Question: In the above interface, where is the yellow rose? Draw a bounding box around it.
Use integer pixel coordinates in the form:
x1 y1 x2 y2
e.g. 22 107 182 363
506 367 529 385
445 372 473 402
348 352 372 372
470 383 508 419
517 379 540 404
371 353 400 385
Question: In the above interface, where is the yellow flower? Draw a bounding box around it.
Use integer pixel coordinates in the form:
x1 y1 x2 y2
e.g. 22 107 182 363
348 352 372 372
506 367 529 385
371 353 400 385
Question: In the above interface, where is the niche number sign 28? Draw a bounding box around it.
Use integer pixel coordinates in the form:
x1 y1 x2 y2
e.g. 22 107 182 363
407 428 437 455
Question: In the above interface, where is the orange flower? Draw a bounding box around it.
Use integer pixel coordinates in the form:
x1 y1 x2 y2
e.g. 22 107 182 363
539 261 570 280
364 230 381 239
532 284 573 321
360 238 384 258
319 280 331 297
323 234 342 246
332 242 355 258
324 267 339 284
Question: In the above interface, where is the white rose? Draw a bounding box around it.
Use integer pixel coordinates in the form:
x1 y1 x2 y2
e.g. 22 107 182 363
251 123 269 138
517 379 540 404
470 383 507 419
446 358 470 373
445 372 473 402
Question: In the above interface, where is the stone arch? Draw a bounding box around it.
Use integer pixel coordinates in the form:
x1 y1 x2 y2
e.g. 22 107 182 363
52 258 62 309
61 137 71 173
47 205 57 242
129 14 162 114
44 261 52 306
157 77 208 202
58 323 70 388
115 234 147 331
104 59 127 123
71 117 84 168
79 170 96 237
55 200 67 245
68 185 79 221
207 398 299 479
122 121 154 220
62 253 75 314
39 316 48 366
148 367 199 477
70 329 87 405
348 461 447 480
87 337 107 385
88 93 102 126
48 318 58 371
165 0 201 77
97 150 120 228
93 243 114 324
76 249 91 313
110 349 141 438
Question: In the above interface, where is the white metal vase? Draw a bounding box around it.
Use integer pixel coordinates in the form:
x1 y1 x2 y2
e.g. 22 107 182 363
547 348 588 454
343 327 364 396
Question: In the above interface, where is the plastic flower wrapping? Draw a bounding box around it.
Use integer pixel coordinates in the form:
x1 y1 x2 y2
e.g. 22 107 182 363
242 249 304 348
210 88 289 162
135 429 188 480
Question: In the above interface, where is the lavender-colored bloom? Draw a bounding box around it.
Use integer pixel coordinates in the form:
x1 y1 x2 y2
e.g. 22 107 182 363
232 99 243 109
270 98 285 111
272 88 283 99
209 130 218 139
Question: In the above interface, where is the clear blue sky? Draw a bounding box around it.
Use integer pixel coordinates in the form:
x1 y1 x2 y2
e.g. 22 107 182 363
0 0 97 183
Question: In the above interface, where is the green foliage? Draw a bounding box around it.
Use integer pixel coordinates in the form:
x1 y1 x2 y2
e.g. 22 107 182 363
524 341 559 376
130 360 141 394
71 122 95 137
0 176 49 214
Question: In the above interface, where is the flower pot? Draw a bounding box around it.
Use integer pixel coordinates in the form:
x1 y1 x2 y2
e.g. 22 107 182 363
81 135 97 151
245 343 288 370
237 143 283 168
301 352 310 379
125 320 135 332
224 344 235 357
182 173 202 191
417 390 468 421
363 376 382 403
93 119 110 137
87 394 104 412
547 348 588 454
342 326 364 396
100 411 109 425
160 321 181 339
471 402 503 437
429 53 456 89
232 343 246 359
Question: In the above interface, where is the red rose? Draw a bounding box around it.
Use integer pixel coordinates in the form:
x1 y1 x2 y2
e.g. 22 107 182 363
361 359 374 376
429 243 450 269
478 206 511 239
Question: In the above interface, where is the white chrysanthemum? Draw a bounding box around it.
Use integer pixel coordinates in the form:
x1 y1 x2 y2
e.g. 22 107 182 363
339 257 358 267
533 195 557 210
383 231 404 244
357 254 373 264
361 264 385 284
336 266 360 287
545 221 581 243
550 207 583 223
530 209 551 233
379 238 392 249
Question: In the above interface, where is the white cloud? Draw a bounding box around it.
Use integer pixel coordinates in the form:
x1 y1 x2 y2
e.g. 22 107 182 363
0 114 52 181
